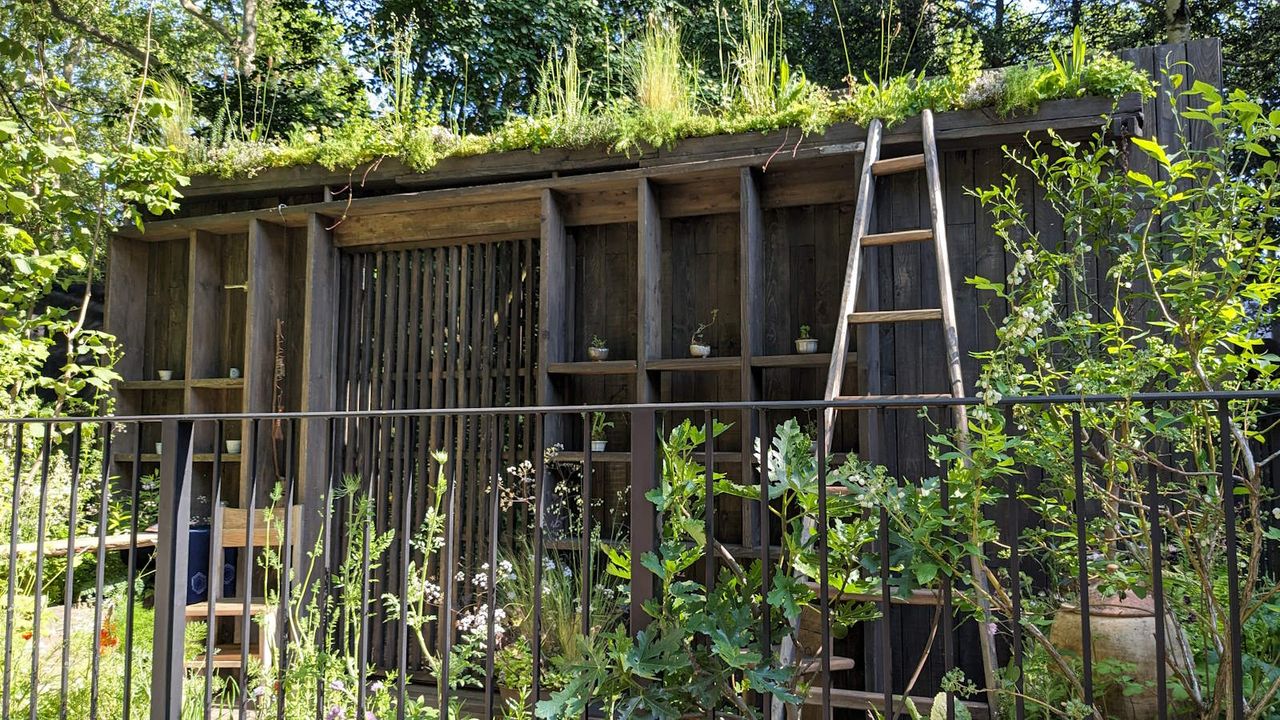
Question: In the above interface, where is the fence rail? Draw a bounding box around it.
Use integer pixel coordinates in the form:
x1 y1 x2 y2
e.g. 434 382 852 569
1 392 1277 720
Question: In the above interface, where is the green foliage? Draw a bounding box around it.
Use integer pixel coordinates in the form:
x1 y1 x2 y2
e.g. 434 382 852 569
182 13 1150 180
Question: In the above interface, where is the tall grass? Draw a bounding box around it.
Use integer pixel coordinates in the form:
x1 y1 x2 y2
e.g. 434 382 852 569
536 36 592 121
734 0 783 115
634 15 694 116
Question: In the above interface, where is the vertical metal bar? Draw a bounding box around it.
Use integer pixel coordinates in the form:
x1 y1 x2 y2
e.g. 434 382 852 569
241 418 260 720
629 408 658 635
278 420 297 720
1220 404 1245 720
878 409 893 720
1072 409 1093 708
532 413 546 705
29 425 52 720
317 416 338 720
151 420 193 720
580 413 593 657
2 421 21 720
757 408 772 720
59 424 82 720
938 408 955 720
816 411 831 720
206 420 224 718
356 419 373 720
703 408 717 720
89 421 110 719
123 420 143 720
440 419 462 720
1147 430 1168 720
1007 405 1024 720
397 416 415 720
484 415 501 720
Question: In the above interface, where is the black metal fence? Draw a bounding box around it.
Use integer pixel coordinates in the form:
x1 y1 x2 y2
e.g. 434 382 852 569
1 392 1278 720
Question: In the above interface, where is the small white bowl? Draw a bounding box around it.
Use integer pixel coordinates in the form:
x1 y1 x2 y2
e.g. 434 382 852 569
225 440 242 455
157 370 174 381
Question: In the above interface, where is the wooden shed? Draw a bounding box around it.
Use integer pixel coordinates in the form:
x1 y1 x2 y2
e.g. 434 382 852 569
105 39 1220 703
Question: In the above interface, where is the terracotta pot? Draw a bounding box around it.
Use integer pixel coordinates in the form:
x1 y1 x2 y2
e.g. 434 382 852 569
1049 585 1191 720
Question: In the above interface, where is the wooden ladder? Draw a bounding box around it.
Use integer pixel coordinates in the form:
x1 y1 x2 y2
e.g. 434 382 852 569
813 109 1000 714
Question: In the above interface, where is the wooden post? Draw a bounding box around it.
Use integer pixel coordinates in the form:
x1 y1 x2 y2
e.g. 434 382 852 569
636 178 662 404
539 189 569 458
244 219 289 501
151 420 192 720
739 167 765 543
300 214 340 572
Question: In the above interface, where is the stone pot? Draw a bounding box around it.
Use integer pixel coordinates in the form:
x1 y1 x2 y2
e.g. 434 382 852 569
1049 585 1191 720
795 338 819 354
690 343 711 358
590 440 608 452
587 346 609 362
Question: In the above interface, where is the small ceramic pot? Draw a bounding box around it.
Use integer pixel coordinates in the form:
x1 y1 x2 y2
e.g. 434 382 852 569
157 370 174 381
590 440 608 452
690 343 711 358
795 338 819 354
225 440 242 455
154 442 163 455
586 347 610 362
228 367 242 379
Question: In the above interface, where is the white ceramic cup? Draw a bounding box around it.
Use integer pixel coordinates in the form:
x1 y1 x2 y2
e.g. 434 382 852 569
225 439 242 454
157 369 174 381
228 367 242 379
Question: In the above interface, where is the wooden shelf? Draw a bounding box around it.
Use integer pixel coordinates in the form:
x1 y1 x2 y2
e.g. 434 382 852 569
113 453 242 464
547 360 637 376
751 352 857 368
557 450 742 465
188 377 245 390
116 379 185 391
645 356 741 372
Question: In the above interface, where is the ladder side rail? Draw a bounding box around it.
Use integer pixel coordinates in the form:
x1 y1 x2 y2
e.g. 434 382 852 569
821 119 883 456
921 108 1001 712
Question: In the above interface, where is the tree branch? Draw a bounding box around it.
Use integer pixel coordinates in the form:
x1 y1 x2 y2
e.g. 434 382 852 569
175 0 236 45
45 0 152 67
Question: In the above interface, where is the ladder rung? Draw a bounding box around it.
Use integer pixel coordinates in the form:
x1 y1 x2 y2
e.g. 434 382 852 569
862 228 933 247
871 153 925 176
848 309 942 324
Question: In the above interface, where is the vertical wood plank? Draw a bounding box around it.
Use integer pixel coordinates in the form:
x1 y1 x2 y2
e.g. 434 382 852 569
636 179 662 405
299 213 339 583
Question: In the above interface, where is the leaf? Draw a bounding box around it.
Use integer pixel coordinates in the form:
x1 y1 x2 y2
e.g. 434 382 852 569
1130 137 1170 166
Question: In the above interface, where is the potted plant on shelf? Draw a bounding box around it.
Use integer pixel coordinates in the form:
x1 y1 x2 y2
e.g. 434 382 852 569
795 325 818 354
587 335 609 362
590 412 612 452
689 309 717 358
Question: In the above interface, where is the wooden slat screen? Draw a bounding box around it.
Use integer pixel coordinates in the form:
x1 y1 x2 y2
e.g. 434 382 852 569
335 237 538 673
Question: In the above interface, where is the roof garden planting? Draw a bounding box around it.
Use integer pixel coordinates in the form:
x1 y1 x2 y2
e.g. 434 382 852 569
183 19 1152 181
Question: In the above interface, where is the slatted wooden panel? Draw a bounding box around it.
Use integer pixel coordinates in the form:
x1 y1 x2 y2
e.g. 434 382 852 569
335 237 538 672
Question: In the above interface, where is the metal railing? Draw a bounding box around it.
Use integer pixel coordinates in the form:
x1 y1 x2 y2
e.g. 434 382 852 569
1 391 1277 720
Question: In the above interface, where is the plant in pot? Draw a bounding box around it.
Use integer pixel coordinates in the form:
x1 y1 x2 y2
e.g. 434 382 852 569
689 309 717 358
587 335 609 362
590 412 612 452
794 325 818 354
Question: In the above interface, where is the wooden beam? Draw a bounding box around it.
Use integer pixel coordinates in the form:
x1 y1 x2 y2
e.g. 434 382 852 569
243 219 289 504
184 230 223 447
635 178 662 404
332 200 541 247
537 190 569 444
298 213 340 573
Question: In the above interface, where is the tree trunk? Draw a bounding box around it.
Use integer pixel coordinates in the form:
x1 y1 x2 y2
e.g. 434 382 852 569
1164 0 1190 43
